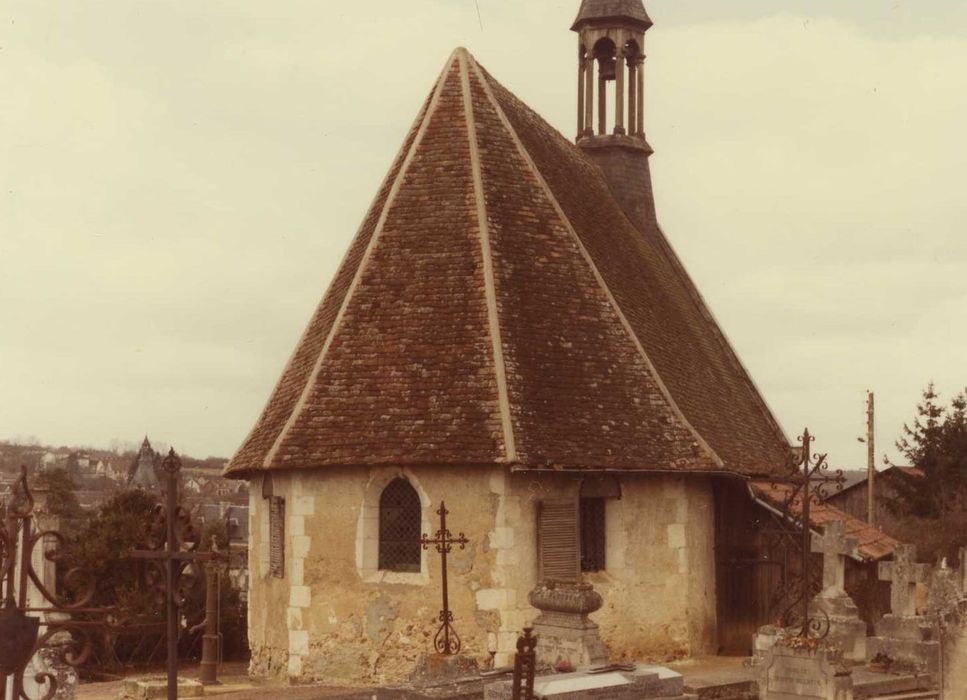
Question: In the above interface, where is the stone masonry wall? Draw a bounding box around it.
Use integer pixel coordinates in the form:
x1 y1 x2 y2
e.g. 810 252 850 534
246 468 718 683
496 472 717 663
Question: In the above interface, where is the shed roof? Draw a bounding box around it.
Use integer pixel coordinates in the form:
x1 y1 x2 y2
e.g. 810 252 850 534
225 49 791 479
750 481 902 562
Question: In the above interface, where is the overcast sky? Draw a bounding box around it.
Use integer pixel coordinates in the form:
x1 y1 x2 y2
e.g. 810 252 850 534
2 0 965 470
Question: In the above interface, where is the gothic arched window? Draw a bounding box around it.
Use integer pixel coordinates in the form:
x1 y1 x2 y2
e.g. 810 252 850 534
378 478 422 572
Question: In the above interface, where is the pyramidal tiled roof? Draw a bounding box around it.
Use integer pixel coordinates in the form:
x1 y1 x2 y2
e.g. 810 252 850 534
226 49 790 478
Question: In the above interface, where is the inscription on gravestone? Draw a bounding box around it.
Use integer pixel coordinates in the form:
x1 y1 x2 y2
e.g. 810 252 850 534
760 646 852 700
766 655 824 699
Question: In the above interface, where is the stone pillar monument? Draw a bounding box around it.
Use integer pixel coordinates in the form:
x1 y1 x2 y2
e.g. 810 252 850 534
867 544 939 674
529 582 608 668
529 500 608 668
808 521 867 661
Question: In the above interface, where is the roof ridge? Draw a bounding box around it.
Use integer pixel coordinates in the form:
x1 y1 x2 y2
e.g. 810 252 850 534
467 55 723 470
260 53 461 469
457 50 517 463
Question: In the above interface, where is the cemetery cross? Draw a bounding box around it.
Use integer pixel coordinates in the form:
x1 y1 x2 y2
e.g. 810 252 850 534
771 428 845 640
512 628 538 700
810 519 857 598
130 450 218 700
878 544 930 618
420 501 469 655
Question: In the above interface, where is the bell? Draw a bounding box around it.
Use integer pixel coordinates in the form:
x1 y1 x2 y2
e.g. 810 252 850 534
599 55 616 80
0 598 40 676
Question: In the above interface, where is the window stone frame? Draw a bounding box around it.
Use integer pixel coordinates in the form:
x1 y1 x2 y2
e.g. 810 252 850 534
355 468 431 585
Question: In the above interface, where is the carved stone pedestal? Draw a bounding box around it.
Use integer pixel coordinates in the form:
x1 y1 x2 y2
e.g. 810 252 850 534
866 615 940 676
759 646 853 700
410 653 480 684
809 595 867 662
528 583 607 668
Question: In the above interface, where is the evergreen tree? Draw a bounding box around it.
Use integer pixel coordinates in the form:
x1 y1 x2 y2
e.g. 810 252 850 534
36 467 84 525
890 384 967 560
69 489 159 607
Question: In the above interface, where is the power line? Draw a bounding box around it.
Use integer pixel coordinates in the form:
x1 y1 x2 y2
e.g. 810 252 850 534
474 0 483 30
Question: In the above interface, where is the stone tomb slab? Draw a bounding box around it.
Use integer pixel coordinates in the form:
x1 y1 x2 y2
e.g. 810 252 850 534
485 666 688 700
759 647 852 700
120 678 205 700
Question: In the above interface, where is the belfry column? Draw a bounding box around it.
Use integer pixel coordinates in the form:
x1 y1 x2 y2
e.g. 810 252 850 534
577 53 586 137
614 48 625 135
627 58 637 136
584 55 595 136
636 55 645 135
597 67 606 134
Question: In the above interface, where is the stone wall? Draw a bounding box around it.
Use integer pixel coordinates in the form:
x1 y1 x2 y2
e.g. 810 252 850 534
497 472 717 663
246 468 718 683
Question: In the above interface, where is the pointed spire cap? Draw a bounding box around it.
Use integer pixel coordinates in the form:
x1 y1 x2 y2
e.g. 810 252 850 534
571 0 652 32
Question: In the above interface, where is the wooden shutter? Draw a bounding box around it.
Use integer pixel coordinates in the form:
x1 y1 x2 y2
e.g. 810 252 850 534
537 499 580 584
269 496 285 578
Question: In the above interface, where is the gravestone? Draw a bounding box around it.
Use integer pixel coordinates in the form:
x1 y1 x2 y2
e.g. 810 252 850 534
808 521 866 661
866 544 939 675
759 646 853 700
485 664 689 700
23 632 78 700
926 559 961 616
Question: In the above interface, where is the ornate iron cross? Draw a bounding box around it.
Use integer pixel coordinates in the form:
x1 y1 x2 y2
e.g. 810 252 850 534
420 501 469 655
130 449 217 700
512 628 538 700
771 428 845 641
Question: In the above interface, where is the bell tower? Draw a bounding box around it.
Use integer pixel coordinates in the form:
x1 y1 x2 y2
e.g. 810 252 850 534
572 0 655 231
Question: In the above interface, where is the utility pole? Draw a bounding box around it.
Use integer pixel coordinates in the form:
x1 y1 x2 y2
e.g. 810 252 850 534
867 391 876 527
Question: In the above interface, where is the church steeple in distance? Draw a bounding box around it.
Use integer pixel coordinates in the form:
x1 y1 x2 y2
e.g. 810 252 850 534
572 0 656 231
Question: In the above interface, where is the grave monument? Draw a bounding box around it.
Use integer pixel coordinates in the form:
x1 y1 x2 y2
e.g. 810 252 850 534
485 665 690 700
866 544 939 675
808 521 866 662
758 646 853 700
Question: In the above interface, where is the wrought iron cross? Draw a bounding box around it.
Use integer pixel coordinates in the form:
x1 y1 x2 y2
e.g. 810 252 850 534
130 449 217 700
420 501 469 655
771 428 845 641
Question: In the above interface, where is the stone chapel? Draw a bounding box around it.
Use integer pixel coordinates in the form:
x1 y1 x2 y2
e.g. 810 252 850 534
227 0 794 683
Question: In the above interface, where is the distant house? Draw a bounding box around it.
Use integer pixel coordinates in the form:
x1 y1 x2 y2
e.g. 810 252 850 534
200 478 234 499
